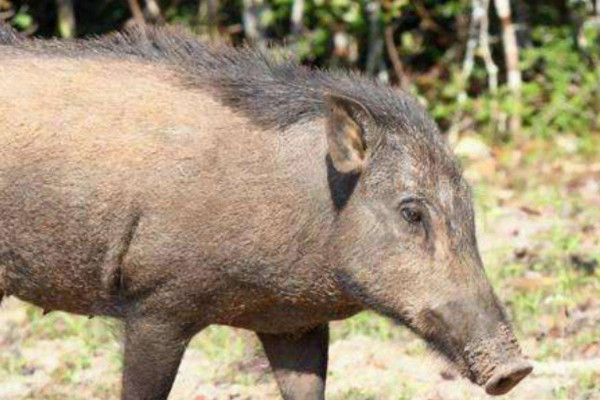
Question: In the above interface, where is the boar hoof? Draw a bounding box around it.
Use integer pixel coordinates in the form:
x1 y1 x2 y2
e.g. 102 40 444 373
485 360 532 396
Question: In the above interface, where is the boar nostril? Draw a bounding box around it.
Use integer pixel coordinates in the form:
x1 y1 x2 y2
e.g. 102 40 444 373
484 361 532 396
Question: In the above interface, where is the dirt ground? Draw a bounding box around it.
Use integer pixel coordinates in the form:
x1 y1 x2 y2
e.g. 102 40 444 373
1 136 599 400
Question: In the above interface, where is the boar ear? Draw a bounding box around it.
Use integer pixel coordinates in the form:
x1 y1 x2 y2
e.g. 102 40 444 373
324 93 372 174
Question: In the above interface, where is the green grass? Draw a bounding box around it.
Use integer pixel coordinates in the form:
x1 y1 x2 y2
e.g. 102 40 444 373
576 370 600 394
331 387 379 400
331 312 401 342
189 325 249 362
328 373 418 400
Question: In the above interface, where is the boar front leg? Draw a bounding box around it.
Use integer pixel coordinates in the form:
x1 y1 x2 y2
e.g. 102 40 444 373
122 315 198 400
258 324 329 400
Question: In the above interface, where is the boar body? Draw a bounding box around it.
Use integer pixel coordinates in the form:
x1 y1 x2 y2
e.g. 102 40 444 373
0 56 353 333
0 26 531 400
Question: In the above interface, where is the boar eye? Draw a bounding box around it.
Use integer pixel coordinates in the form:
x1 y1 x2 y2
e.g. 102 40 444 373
401 207 422 224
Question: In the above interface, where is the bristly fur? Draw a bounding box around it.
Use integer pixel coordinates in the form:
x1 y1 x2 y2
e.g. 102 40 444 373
0 21 23 45
0 24 440 140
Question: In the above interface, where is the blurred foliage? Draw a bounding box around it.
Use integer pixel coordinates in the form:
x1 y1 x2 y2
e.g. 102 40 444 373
1 0 599 143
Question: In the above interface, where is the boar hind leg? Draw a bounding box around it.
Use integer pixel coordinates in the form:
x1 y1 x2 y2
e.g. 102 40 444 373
122 316 197 400
258 324 329 400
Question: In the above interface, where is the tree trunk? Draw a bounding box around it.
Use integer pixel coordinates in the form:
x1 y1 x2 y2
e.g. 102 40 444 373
242 0 270 47
494 0 522 133
56 0 76 38
384 25 408 90
291 0 304 36
450 0 499 143
242 0 260 43
479 0 498 93
365 1 384 77
513 0 532 48
461 0 497 91
127 0 145 24
199 0 219 38
145 0 162 23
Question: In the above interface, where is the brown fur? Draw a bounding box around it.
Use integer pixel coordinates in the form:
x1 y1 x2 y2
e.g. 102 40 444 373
0 25 530 400
0 53 352 327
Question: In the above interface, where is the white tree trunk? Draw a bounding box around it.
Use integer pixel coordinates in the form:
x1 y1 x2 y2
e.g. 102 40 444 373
462 0 498 92
242 0 270 48
199 0 219 38
479 0 498 93
127 0 145 24
494 0 522 133
365 1 384 77
56 0 76 38
450 0 500 142
494 0 521 93
384 25 408 90
291 0 304 36
145 0 162 23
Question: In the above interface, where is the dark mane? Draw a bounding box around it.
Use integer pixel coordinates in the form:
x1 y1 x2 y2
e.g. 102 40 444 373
0 23 439 139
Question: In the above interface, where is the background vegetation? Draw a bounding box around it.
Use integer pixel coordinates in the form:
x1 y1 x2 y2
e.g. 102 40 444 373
1 0 599 143
0 1 599 399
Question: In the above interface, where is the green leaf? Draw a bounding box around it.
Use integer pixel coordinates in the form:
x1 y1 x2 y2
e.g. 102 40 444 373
12 13 33 30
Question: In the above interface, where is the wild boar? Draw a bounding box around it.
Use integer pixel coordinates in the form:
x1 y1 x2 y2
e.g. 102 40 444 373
0 24 531 400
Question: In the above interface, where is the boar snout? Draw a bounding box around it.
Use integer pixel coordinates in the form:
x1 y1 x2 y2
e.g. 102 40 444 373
484 360 532 395
462 322 532 396
423 300 532 395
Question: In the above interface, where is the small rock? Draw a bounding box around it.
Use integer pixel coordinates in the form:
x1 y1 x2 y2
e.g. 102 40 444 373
569 254 598 275
440 369 457 380
513 246 528 259
454 136 491 160
556 135 578 154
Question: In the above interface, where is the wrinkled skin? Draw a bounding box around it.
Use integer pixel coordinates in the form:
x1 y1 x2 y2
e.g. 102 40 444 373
0 25 531 400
